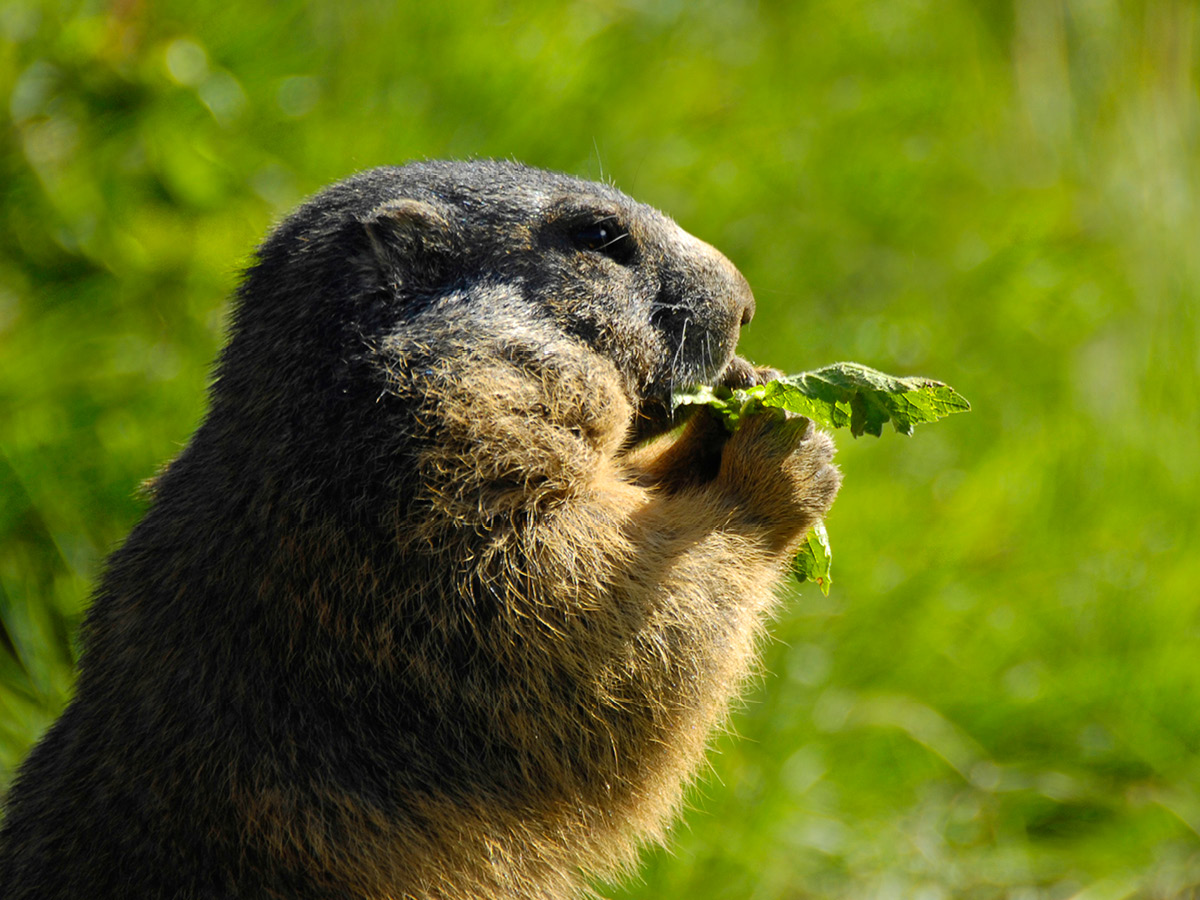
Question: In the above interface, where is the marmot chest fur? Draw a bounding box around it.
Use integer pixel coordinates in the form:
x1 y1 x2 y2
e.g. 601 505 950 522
0 160 840 900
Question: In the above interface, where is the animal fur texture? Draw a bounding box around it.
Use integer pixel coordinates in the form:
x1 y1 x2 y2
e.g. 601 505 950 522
0 160 840 899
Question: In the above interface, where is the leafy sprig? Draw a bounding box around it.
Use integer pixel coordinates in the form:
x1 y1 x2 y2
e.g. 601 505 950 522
675 361 971 437
674 362 971 594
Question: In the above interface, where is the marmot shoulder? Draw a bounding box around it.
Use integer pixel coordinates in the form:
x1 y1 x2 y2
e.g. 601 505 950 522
0 160 840 900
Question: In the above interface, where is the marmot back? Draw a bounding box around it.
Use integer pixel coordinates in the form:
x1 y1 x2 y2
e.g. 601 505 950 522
0 160 840 900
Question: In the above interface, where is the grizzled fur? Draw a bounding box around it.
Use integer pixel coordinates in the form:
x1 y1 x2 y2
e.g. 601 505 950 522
0 160 840 899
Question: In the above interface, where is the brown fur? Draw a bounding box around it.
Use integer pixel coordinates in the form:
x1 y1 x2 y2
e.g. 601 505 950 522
0 160 839 899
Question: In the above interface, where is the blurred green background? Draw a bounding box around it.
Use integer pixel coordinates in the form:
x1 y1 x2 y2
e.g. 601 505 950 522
2 0 1198 896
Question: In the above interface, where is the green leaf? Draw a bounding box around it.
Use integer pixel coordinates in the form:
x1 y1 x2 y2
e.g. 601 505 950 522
674 361 971 438
673 362 969 591
792 522 832 595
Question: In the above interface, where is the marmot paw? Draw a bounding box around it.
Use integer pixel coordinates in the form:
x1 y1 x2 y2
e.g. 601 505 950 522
716 409 841 547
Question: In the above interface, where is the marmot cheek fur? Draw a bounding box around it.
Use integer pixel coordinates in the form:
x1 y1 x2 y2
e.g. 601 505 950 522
0 160 841 900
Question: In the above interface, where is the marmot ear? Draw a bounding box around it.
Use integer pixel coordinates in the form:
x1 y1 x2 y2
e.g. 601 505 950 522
359 198 459 285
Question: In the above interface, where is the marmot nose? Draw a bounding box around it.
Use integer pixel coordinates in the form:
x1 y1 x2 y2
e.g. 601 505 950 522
715 249 756 328
684 232 756 330
733 270 756 327
740 293 756 326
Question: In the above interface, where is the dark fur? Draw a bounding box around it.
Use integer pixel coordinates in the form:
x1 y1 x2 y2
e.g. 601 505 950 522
0 160 840 899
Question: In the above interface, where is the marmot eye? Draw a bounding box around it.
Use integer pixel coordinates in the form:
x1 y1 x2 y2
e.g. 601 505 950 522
571 218 634 263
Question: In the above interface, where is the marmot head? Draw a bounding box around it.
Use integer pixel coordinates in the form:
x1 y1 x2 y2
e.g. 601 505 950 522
221 160 755 443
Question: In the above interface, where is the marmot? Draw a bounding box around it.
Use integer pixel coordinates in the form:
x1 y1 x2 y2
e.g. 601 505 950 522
0 160 840 900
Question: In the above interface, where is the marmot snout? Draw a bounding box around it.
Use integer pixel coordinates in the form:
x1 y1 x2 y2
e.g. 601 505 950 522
0 160 840 900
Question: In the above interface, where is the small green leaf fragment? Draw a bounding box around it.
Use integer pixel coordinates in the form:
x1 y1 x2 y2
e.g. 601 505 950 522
792 522 832 595
673 384 768 432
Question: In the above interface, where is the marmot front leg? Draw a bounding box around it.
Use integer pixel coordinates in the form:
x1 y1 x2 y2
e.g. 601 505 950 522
625 406 839 583
624 356 789 496
624 407 729 492
713 410 841 555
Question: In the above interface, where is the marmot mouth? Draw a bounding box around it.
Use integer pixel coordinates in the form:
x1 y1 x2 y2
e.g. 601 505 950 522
629 395 677 444
630 355 757 444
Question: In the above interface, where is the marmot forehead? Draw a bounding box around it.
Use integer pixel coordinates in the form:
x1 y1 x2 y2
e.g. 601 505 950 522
281 159 655 239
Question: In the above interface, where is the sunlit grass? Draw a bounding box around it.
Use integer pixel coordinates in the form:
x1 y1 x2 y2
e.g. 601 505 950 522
2 1 1198 895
